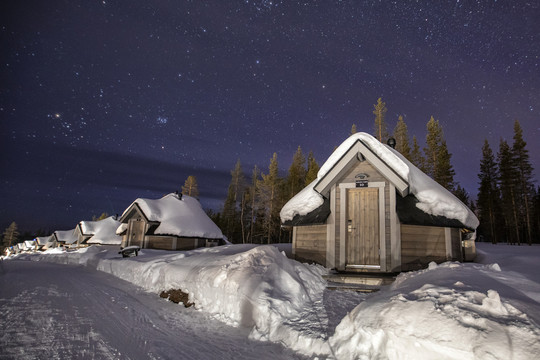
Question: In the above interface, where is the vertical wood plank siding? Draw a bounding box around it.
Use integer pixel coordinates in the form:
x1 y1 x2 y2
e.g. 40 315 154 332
294 225 327 265
400 224 447 271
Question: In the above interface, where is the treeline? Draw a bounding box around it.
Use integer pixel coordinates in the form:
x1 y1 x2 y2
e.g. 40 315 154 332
477 120 539 245
212 98 469 243
210 148 320 244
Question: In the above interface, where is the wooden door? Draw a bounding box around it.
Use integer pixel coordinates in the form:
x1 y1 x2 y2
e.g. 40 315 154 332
128 218 145 247
346 188 380 267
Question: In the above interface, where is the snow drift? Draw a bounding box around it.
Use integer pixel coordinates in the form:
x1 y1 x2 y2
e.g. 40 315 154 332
11 243 540 359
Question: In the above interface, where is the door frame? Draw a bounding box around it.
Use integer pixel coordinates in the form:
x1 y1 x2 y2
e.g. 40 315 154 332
339 182 386 271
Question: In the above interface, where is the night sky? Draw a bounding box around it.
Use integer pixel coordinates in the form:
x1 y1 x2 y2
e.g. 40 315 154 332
1 0 539 233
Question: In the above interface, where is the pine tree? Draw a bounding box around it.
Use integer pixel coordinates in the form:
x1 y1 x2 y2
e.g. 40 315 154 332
305 150 320 185
350 124 357 135
248 165 260 243
258 153 282 244
512 120 535 245
410 135 426 171
498 139 520 244
372 97 389 142
424 116 443 178
92 212 109 221
477 140 501 244
222 160 245 242
393 115 411 160
533 186 540 242
181 175 199 199
2 222 19 250
286 146 306 200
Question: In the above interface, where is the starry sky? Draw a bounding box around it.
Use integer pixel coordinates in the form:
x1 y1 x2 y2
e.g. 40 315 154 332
1 0 539 233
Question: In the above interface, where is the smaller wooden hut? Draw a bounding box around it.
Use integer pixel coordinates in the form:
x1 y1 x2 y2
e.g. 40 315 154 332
52 229 77 248
35 236 55 251
75 216 122 247
117 193 224 251
281 132 478 273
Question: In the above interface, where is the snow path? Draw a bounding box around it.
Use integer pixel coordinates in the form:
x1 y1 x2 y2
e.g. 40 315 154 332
0 260 305 360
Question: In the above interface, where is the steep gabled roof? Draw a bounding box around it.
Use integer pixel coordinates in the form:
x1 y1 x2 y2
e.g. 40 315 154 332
117 193 224 239
53 229 78 244
281 132 479 230
78 216 122 245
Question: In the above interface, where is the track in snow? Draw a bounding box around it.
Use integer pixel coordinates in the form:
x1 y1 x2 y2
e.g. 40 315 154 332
0 260 304 359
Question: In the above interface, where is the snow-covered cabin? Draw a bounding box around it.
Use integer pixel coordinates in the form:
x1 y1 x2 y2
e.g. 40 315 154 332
116 193 224 251
52 229 77 248
280 132 479 273
35 236 55 251
75 216 122 247
24 240 37 252
16 242 27 252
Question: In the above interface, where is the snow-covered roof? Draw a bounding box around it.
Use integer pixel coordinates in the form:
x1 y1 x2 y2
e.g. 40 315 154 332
54 229 78 244
281 132 479 230
24 240 37 249
79 216 122 245
35 236 54 246
117 193 223 239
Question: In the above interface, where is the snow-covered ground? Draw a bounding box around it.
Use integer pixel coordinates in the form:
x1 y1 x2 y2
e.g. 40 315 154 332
2 242 540 359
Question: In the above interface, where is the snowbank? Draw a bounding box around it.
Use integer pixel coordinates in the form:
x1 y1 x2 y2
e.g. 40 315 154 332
280 132 479 229
12 243 540 359
19 244 330 357
330 261 540 360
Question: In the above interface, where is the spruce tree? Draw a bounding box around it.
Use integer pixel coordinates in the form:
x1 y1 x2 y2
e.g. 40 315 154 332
2 222 19 250
512 120 535 245
435 140 456 191
393 115 411 160
181 175 199 199
372 97 389 142
453 184 470 207
305 150 320 185
477 139 501 244
498 139 520 244
286 146 306 200
410 135 426 171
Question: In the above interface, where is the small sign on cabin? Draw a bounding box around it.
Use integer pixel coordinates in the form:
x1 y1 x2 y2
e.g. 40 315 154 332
355 173 369 188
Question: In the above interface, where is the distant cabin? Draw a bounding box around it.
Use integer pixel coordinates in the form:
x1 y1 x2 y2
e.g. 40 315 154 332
75 216 122 247
52 229 77 248
35 236 55 251
116 193 225 251
280 132 478 273
24 240 37 252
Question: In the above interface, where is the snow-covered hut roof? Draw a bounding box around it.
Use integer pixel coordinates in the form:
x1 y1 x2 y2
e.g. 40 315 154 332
35 236 54 246
280 132 479 230
117 193 224 239
53 229 78 245
24 240 37 250
78 216 122 245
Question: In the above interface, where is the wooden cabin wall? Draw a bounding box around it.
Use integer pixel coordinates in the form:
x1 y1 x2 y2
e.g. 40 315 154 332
450 228 463 262
294 224 327 265
333 161 392 271
144 236 208 251
400 224 447 271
